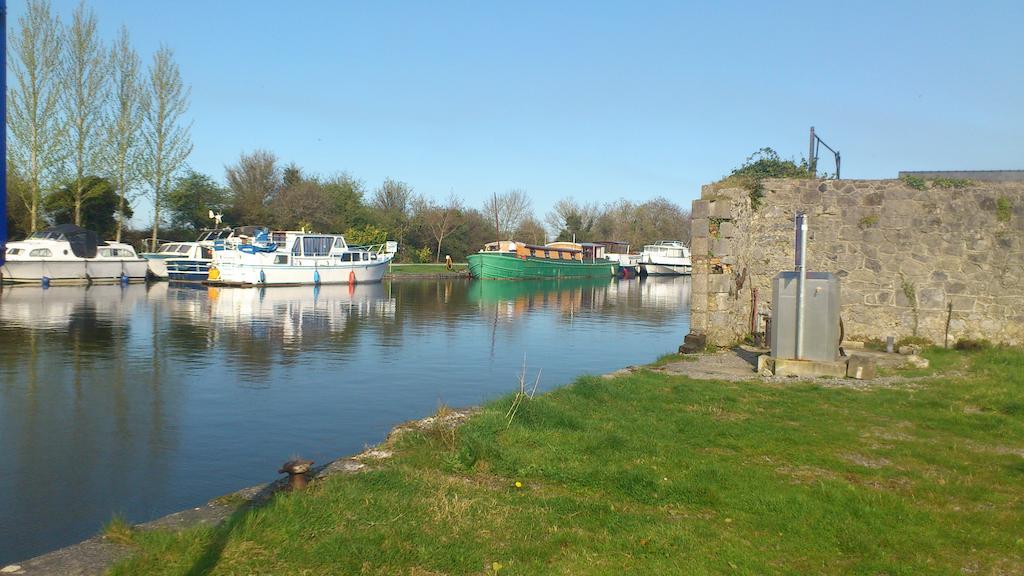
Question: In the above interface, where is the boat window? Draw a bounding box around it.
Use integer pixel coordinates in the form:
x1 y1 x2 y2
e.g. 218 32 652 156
291 238 301 256
340 253 352 262
99 248 113 257
6 248 20 255
177 245 191 253
201 248 213 259
274 254 288 264
334 237 345 248
160 244 177 253
29 248 52 257
302 236 333 256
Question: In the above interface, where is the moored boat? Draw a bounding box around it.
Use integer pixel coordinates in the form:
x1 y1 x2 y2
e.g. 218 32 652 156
466 240 617 279
638 240 691 276
592 241 640 277
207 230 397 286
0 224 148 285
141 227 244 280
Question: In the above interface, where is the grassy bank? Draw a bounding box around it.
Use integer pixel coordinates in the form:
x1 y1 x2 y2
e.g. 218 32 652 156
387 263 467 275
109 347 1023 575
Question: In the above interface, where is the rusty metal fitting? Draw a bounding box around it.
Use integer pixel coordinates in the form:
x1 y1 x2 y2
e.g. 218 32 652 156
278 459 313 491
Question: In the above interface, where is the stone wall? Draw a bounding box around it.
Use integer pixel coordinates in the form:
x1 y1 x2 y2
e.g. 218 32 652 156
688 178 1024 347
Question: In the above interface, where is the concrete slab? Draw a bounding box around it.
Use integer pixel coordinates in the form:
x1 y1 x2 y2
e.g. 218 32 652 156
762 356 849 378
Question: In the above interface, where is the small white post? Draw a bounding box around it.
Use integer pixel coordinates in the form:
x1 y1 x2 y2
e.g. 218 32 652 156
795 212 808 360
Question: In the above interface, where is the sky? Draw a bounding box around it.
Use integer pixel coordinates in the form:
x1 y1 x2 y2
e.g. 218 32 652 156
9 0 1024 227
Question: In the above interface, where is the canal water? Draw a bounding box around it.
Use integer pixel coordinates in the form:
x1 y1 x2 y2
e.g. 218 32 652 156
0 277 689 564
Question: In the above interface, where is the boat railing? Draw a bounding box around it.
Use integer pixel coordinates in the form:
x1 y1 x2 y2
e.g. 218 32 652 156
350 241 398 256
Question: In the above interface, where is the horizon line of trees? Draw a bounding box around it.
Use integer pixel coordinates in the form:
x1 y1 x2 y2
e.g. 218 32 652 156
6 0 191 244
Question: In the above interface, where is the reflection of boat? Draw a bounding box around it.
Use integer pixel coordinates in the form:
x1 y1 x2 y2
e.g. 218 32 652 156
467 277 612 318
467 240 617 279
1 224 148 284
0 283 151 328
208 231 397 286
639 241 691 276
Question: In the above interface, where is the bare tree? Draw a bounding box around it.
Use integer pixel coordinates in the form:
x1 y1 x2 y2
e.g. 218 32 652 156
62 1 109 226
482 188 532 240
415 192 464 262
372 178 413 244
141 45 192 247
225 149 280 225
7 0 65 232
104 26 145 241
514 215 547 245
545 197 599 241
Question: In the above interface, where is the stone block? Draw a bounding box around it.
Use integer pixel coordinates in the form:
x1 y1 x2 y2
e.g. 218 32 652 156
708 273 733 294
709 201 732 218
691 237 708 256
692 218 709 239
711 238 732 256
770 357 849 378
692 200 709 219
719 221 738 238
680 332 707 354
846 355 877 380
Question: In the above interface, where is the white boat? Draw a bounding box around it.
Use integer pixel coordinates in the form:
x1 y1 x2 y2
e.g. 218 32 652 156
593 241 640 277
208 229 398 286
638 240 692 276
141 227 252 281
1 224 149 285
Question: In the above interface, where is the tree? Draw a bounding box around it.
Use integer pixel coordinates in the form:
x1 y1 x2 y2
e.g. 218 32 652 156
225 149 280 226
7 0 66 232
545 197 598 242
141 45 192 246
414 192 464 262
270 166 331 231
166 170 229 231
482 188 532 240
62 1 109 227
321 172 368 232
6 165 34 239
104 26 146 241
371 178 413 244
514 215 547 245
44 176 130 238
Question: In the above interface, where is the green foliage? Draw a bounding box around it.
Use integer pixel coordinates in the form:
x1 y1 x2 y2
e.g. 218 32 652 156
899 175 928 190
895 336 932 348
44 176 130 238
858 214 879 229
110 346 1024 575
899 274 919 336
955 338 993 351
716 148 811 210
931 178 973 189
166 170 230 231
996 197 1012 223
342 223 387 246
414 245 433 263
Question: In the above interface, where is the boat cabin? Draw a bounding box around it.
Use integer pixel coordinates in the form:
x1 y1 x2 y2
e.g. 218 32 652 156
482 240 585 261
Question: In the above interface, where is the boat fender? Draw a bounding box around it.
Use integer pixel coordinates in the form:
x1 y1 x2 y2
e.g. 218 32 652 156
41 276 50 288
348 270 356 286
120 272 129 285
314 270 321 285
259 269 266 284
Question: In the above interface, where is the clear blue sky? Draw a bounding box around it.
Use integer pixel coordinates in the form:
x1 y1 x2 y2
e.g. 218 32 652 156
11 0 1024 224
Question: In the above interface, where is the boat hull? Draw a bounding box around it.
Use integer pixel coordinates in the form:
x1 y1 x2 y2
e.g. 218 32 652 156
167 259 212 282
209 259 391 286
467 253 616 279
0 259 150 284
639 262 691 276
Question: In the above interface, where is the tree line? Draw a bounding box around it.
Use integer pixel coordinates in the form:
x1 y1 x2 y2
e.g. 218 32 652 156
5 0 191 244
155 149 691 263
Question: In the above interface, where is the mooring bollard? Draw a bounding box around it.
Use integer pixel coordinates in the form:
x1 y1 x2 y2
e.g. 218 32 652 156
278 459 314 491
886 336 895 354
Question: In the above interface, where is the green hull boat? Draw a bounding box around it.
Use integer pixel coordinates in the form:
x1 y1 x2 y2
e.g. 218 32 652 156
467 252 616 279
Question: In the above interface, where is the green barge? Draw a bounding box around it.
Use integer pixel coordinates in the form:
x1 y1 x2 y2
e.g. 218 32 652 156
467 241 617 279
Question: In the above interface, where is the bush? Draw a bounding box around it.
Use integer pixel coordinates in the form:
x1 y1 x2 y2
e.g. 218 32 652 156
715 148 811 210
955 338 993 351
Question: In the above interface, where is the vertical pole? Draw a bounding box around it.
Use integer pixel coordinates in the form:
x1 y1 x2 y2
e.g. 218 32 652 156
808 126 816 178
835 151 841 179
1 0 7 267
795 212 808 360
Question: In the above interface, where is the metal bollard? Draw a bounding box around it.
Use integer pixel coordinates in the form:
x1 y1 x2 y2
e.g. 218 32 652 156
278 459 314 491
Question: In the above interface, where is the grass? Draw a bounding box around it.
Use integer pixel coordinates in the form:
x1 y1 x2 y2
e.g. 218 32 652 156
387 262 467 275
108 347 1024 575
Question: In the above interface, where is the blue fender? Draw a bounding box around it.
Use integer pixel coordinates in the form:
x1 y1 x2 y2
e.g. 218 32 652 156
259 269 266 284
314 269 321 285
41 276 50 288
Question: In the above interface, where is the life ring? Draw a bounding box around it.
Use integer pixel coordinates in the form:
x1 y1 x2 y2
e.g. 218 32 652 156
445 255 453 270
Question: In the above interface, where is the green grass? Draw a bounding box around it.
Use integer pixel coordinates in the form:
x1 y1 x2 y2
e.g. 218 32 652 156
108 347 1024 575
387 263 467 275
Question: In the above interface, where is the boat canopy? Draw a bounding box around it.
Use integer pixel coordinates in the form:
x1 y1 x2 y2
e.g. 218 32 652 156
30 224 99 258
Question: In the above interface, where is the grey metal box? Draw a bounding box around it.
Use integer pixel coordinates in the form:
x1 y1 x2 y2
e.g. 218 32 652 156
771 272 841 361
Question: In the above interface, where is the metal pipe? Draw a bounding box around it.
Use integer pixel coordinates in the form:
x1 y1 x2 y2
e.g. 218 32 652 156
795 213 808 360
1 0 8 266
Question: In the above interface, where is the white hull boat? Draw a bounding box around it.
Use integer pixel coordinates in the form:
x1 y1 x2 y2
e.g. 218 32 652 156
1 224 149 285
208 230 397 286
639 240 692 276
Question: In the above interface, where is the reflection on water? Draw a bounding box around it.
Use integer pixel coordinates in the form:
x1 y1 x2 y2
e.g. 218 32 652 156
0 277 689 563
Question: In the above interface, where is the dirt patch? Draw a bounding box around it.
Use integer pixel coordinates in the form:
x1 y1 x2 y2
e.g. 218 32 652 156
840 453 892 469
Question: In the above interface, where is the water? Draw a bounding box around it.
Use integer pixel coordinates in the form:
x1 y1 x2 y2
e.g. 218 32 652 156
0 277 690 564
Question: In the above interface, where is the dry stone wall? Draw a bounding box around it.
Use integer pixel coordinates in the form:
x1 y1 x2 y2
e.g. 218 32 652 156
688 178 1024 346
